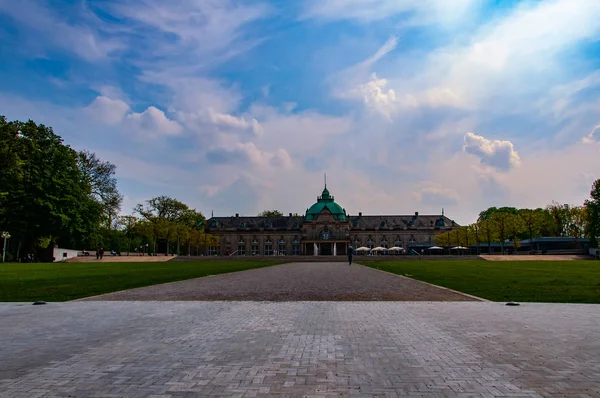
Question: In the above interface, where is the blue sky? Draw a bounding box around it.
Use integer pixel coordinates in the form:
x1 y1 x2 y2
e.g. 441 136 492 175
1 0 600 224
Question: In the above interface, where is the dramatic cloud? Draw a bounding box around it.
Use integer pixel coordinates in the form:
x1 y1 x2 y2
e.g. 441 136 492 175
463 132 521 172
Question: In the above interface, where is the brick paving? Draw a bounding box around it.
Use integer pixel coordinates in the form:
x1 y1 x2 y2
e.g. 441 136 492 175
81 262 476 301
1 302 599 397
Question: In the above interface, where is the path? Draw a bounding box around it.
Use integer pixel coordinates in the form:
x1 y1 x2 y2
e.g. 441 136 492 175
1 302 599 397
82 262 476 301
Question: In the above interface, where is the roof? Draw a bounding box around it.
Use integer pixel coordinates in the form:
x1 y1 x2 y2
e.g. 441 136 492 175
205 213 457 231
206 215 304 231
305 186 347 222
348 214 456 230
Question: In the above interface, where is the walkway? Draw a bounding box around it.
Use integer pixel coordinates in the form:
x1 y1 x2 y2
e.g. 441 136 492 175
82 262 476 301
1 302 599 397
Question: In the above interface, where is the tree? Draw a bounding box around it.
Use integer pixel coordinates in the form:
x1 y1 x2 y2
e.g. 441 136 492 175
0 117 103 260
584 179 600 248
77 150 122 227
258 210 284 217
135 196 190 254
489 207 522 254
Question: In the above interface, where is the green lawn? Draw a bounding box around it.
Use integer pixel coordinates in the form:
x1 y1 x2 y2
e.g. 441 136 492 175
0 260 284 302
363 260 600 303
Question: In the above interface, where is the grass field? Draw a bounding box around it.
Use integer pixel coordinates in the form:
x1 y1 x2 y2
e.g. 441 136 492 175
364 260 600 303
0 260 284 302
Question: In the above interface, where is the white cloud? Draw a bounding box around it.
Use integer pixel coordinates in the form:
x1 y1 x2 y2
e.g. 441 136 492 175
583 125 600 144
206 142 292 170
302 0 478 24
203 108 263 136
350 74 401 119
110 0 270 68
0 1 122 61
84 96 130 125
463 132 521 172
126 107 182 137
413 184 459 206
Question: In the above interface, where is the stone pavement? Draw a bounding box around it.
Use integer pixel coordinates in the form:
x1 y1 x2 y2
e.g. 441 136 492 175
1 302 599 397
81 262 476 301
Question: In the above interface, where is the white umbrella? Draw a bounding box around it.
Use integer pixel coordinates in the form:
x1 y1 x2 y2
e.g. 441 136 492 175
372 246 386 251
451 246 469 250
356 246 371 251
428 246 443 250
388 246 404 251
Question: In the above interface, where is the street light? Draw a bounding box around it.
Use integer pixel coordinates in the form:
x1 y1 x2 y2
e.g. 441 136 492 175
1 231 11 263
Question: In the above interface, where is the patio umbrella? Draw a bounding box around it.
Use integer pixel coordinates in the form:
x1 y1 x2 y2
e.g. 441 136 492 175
356 247 371 251
388 246 404 251
450 246 468 250
372 246 386 251
428 246 443 250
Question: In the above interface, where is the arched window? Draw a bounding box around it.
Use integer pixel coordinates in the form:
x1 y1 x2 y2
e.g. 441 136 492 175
237 238 246 256
264 238 273 256
366 237 374 249
408 235 417 243
380 236 388 249
251 238 259 255
292 237 300 255
278 238 286 255
353 236 361 245
394 236 403 247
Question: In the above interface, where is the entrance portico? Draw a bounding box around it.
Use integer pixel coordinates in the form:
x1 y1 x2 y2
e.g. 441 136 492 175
303 241 348 256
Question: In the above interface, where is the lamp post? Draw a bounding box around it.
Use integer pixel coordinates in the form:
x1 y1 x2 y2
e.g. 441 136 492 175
1 232 10 263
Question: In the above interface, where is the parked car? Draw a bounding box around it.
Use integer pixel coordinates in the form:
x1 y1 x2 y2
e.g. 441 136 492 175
77 250 90 257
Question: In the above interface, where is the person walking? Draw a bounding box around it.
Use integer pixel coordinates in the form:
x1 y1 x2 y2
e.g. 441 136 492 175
99 247 104 260
347 245 354 265
95 249 99 260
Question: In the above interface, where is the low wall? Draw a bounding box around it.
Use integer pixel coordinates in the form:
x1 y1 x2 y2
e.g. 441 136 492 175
170 255 483 262
53 248 80 262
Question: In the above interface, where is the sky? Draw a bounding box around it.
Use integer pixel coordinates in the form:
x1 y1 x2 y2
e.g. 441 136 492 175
1 0 599 225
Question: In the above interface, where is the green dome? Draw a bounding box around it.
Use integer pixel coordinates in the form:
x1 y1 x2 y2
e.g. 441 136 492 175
305 187 347 221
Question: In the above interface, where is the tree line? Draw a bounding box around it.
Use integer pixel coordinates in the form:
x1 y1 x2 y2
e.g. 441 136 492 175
435 185 600 252
0 115 218 262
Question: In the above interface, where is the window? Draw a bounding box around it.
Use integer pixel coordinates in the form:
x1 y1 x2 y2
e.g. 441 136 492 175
251 238 259 255
320 228 331 240
353 237 361 245
237 238 246 256
278 238 286 255
394 237 402 247
380 237 388 249
408 235 417 243
366 237 374 249
292 238 300 255
264 238 273 256
207 246 219 256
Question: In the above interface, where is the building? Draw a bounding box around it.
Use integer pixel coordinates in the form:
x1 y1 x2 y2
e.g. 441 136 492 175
205 185 458 256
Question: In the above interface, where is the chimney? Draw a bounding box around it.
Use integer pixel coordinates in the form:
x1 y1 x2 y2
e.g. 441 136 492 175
235 213 239 218
415 211 419 216
359 212 362 217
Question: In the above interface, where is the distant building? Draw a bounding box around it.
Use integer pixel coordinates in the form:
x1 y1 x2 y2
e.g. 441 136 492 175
205 185 458 256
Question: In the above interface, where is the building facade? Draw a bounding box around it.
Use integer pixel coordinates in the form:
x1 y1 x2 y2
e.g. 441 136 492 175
205 186 458 256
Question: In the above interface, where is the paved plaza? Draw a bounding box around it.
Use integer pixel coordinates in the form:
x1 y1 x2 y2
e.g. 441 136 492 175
1 301 599 397
82 262 476 301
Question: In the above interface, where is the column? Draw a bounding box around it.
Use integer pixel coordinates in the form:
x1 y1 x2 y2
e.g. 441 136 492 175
333 242 337 256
